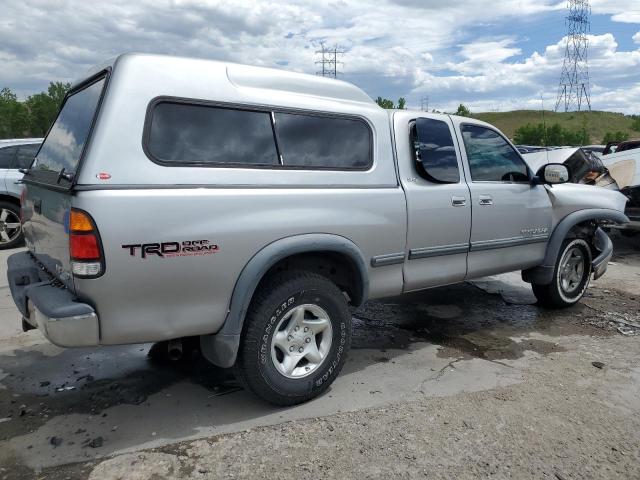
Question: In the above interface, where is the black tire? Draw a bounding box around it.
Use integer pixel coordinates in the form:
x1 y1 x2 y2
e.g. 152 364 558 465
234 270 351 406
532 238 592 309
0 201 23 250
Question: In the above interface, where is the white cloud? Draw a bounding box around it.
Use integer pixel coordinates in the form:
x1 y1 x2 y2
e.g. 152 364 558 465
592 0 640 24
0 0 638 113
634 31 640 44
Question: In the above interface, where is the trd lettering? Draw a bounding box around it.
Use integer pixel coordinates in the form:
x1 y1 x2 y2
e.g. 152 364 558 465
122 240 219 259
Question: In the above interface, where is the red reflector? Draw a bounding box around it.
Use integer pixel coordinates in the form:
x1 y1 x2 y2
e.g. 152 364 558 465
70 234 100 260
20 188 26 222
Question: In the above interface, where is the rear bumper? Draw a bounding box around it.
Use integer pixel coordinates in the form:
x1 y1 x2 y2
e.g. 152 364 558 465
7 252 99 347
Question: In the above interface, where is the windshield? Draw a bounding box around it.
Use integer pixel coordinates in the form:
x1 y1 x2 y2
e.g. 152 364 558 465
30 76 106 184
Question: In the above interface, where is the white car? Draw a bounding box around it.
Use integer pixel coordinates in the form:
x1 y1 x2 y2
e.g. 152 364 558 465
0 138 43 248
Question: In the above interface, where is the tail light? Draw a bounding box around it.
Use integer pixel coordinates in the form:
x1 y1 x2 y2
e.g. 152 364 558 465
69 209 104 278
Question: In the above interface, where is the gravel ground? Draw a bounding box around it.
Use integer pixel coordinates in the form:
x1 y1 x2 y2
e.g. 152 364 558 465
60 329 640 480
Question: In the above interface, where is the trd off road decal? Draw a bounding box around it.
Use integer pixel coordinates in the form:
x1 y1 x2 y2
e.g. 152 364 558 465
122 240 219 259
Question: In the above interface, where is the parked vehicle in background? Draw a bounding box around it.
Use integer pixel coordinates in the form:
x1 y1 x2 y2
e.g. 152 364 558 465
603 140 640 156
524 144 640 235
6 54 629 406
600 145 640 234
582 145 606 157
522 147 611 186
515 145 550 154
0 138 42 248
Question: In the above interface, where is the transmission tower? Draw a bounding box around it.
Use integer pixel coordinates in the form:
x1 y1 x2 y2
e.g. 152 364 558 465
555 0 591 112
420 96 429 111
315 42 344 78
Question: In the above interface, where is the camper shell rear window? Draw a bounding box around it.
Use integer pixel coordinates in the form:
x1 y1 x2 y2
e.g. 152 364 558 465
143 98 373 171
26 73 108 188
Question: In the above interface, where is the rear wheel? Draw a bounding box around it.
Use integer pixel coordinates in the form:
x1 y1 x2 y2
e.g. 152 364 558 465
532 238 592 308
0 202 23 250
234 271 351 406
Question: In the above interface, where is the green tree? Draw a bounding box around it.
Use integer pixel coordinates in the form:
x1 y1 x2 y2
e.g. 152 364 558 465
454 103 471 117
0 88 30 138
513 122 589 146
25 81 71 136
397 97 406 109
0 81 71 139
513 123 546 145
46 81 70 107
601 131 630 144
546 123 564 145
375 96 395 109
631 115 640 132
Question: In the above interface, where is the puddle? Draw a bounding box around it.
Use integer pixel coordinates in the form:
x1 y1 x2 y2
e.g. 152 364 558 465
352 282 574 362
0 341 238 441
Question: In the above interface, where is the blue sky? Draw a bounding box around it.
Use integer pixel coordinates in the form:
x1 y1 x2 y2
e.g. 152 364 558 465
1 0 639 113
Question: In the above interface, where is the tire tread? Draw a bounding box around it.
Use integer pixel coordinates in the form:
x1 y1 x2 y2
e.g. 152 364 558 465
234 270 350 406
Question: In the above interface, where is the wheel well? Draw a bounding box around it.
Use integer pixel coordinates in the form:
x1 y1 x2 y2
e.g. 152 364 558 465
259 251 364 305
566 221 599 256
0 194 20 208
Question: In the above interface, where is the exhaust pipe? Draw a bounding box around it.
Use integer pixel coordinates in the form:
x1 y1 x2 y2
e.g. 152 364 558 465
167 339 183 361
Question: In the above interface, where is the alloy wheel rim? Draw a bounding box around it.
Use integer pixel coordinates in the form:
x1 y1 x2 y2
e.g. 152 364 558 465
0 209 21 244
270 304 333 379
559 246 584 294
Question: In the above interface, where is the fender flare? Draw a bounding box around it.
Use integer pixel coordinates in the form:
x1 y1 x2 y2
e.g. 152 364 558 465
522 208 628 285
200 233 369 368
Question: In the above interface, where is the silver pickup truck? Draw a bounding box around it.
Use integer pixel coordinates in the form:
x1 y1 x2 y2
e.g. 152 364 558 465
7 54 628 405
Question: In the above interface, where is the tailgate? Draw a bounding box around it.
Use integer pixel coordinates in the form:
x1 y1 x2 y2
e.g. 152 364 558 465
20 72 108 292
21 183 75 291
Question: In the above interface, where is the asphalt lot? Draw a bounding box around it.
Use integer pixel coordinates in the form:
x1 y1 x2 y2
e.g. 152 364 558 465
0 234 639 479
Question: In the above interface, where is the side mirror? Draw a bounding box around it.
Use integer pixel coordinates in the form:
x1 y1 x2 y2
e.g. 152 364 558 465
535 163 570 185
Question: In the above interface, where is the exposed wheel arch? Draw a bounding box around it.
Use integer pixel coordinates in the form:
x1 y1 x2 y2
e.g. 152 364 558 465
522 208 628 285
0 194 21 207
201 234 368 368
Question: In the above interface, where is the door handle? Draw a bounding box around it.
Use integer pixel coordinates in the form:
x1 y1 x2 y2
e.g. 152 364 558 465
479 195 493 206
451 196 467 207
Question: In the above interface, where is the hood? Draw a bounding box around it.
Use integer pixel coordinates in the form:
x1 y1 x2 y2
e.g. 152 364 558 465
522 148 579 173
545 183 628 224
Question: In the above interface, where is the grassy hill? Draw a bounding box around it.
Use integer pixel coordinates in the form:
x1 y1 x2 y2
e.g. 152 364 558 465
472 110 638 145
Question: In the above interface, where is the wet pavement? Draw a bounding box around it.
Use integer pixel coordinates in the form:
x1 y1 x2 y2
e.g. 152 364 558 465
0 236 638 476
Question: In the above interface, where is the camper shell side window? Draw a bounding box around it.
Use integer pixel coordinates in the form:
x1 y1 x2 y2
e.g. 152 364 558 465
143 98 374 171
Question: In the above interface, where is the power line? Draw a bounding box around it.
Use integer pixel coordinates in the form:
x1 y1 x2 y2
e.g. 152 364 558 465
315 42 344 78
555 0 592 112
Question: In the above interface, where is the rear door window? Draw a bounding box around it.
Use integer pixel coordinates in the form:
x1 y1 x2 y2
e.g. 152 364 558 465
0 147 17 169
412 118 460 183
147 103 279 166
29 76 106 186
274 112 372 169
14 144 40 169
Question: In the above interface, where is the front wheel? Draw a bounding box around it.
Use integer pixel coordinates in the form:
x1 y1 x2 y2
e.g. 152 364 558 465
532 238 592 309
234 271 351 406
